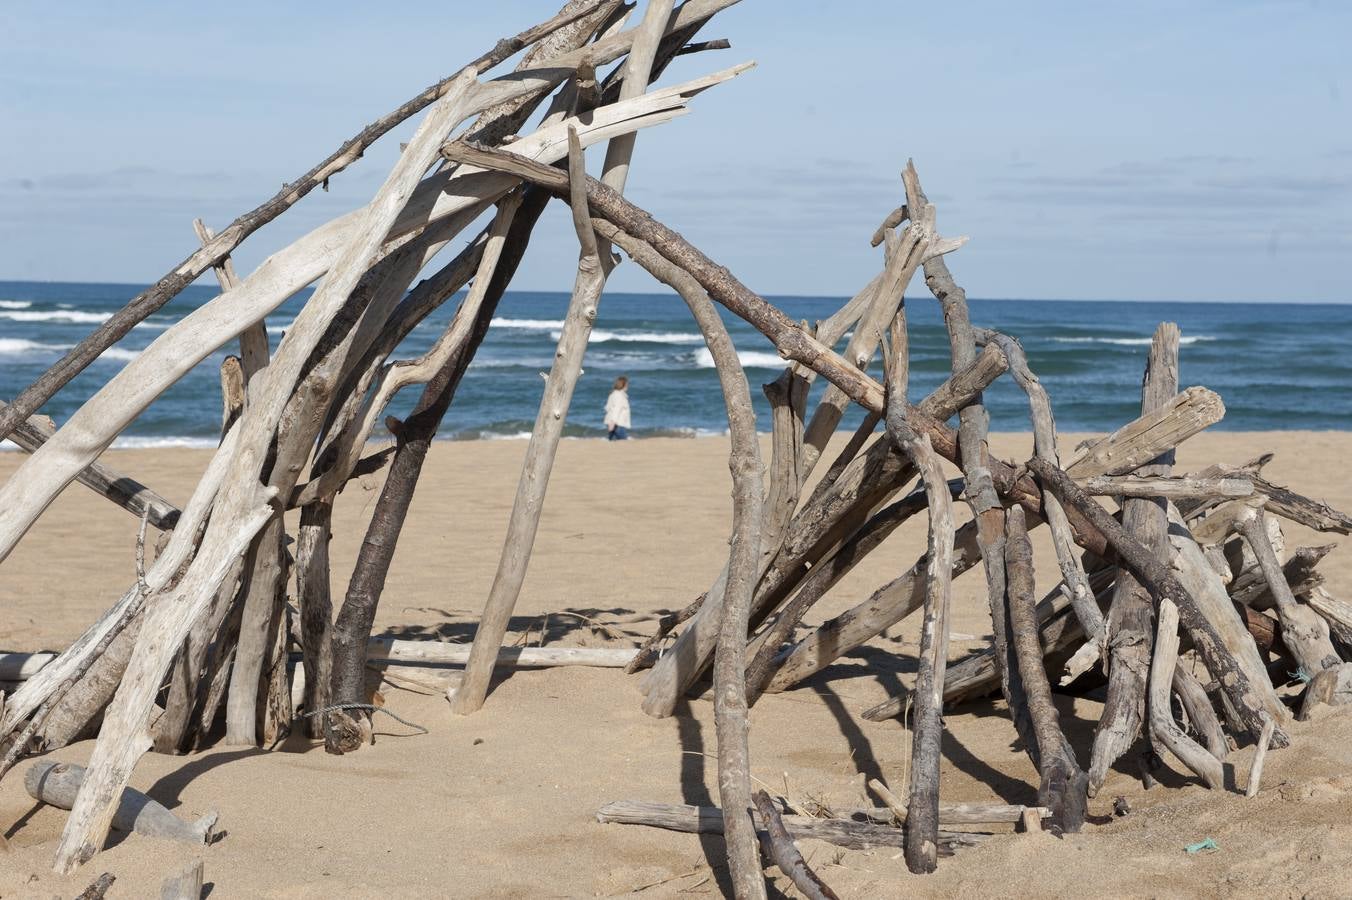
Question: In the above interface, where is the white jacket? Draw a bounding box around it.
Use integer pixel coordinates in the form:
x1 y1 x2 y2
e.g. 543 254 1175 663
604 389 631 430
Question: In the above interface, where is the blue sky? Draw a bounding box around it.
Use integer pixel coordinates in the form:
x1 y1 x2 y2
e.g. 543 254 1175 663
2 0 1348 301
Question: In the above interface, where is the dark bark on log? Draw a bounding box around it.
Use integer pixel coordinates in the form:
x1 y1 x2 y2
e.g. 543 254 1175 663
1027 456 1288 748
73 873 116 900
0 0 616 443
1249 475 1352 535
0 401 180 531
752 790 840 900
1006 506 1088 832
295 502 334 736
1089 322 1178 795
625 594 704 674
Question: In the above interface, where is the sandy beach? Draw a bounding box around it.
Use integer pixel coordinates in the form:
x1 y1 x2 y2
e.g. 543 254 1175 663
1 431 1350 898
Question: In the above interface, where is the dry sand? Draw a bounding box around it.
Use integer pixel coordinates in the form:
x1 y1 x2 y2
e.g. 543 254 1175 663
1 431 1350 898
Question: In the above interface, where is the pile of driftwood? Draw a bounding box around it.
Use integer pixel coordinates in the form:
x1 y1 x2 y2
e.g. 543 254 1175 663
2 1 1351 895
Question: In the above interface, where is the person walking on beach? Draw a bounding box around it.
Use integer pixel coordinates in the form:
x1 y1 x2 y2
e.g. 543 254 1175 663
605 376 631 441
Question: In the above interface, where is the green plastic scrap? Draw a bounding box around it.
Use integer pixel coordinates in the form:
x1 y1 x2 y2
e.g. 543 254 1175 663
1184 838 1218 855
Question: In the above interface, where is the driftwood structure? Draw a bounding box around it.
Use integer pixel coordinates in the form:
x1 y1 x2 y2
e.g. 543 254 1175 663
3 2 1352 893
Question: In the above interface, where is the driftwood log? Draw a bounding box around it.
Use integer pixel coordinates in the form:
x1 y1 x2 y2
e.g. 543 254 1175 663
595 799 988 854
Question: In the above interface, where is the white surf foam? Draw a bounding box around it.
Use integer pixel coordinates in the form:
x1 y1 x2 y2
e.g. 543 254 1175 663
692 348 786 369
97 347 142 362
0 309 111 324
0 338 72 355
109 436 219 449
555 329 704 345
1052 335 1216 346
0 300 33 309
490 317 566 330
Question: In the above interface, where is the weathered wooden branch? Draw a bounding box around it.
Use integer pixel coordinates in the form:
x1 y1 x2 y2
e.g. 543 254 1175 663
881 310 956 872
1307 587 1352 650
27 761 216 845
368 640 637 667
1148 599 1224 789
595 800 988 854
159 860 205 900
752 790 839 900
897 437 955 874
860 565 1118 721
974 329 1101 645
1165 502 1291 729
866 779 1048 825
327 190 537 751
1006 506 1088 831
0 421 240 743
193 218 269 383
1245 715 1277 798
1080 475 1254 500
1230 543 1333 610
743 478 963 703
1236 507 1339 674
1249 475 1352 535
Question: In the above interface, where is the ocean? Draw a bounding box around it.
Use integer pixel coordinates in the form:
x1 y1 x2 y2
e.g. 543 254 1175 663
1 279 1349 447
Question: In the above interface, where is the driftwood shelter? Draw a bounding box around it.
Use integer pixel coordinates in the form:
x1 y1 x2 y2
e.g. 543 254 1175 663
2 2 1352 896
